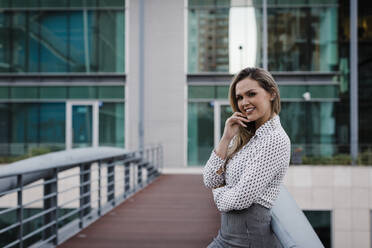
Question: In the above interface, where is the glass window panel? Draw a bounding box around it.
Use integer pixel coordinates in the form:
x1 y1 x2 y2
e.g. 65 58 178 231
0 9 125 74
39 86 67 99
98 86 125 99
70 0 98 8
11 12 27 73
0 103 10 156
359 0 372 147
99 102 124 148
220 105 233 137
11 103 39 156
69 86 96 99
188 86 215 99
0 87 9 99
279 85 307 99
40 0 69 8
268 0 307 5
0 103 66 157
279 85 338 99
188 5 263 73
268 0 337 5
98 0 125 8
39 103 65 150
10 87 38 99
3 0 125 8
28 12 41 72
40 12 69 72
91 10 124 73
69 11 90 73
216 85 229 99
268 6 338 71
0 12 11 73
72 105 92 148
309 85 338 99
280 101 336 157
303 210 331 248
10 0 38 8
0 0 10 8
189 0 230 7
188 102 214 165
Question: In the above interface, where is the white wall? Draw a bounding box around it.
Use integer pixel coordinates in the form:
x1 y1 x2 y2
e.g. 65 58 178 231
127 0 186 168
284 166 372 248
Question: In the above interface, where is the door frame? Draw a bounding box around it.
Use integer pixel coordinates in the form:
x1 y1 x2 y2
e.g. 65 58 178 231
214 100 230 147
66 101 99 150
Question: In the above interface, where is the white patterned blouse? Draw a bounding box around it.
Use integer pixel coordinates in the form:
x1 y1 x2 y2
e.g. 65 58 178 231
203 115 291 212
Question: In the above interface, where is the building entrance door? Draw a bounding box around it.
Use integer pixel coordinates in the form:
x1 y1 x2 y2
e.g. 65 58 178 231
214 101 233 146
66 101 99 150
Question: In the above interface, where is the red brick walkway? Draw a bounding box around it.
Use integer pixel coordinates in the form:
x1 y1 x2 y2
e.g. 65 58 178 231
58 174 220 248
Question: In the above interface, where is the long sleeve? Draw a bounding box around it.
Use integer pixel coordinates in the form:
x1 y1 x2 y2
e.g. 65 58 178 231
212 133 290 212
202 150 227 189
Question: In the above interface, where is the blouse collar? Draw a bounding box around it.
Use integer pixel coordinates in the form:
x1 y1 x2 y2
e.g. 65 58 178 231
254 114 281 138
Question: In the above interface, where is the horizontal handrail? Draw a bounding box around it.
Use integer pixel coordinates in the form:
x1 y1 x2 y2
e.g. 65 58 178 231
0 145 163 248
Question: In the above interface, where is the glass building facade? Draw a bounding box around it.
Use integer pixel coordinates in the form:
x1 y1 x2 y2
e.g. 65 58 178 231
0 1 125 160
187 0 356 166
0 1 124 74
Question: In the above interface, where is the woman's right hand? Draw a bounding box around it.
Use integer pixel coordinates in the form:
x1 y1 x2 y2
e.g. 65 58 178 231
222 112 251 141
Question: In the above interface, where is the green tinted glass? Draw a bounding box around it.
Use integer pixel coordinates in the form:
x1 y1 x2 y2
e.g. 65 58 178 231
0 87 9 99
309 85 338 98
40 87 67 99
188 5 263 73
2 0 125 8
188 86 215 99
279 85 338 99
303 210 331 248
188 102 214 165
69 86 97 99
98 86 125 99
0 8 125 74
11 87 38 99
72 105 93 148
279 85 307 99
99 102 125 148
216 86 229 99
268 6 338 71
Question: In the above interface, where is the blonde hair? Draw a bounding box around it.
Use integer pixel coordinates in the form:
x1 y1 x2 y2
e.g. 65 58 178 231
226 67 281 162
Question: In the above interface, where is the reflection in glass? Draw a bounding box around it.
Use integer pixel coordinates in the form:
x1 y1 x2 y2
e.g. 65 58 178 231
268 6 338 71
99 102 125 148
0 12 11 73
303 210 331 248
40 12 69 72
188 5 262 73
220 105 233 138
0 10 124 73
0 103 65 157
188 102 214 165
280 102 338 157
229 7 262 73
72 105 92 148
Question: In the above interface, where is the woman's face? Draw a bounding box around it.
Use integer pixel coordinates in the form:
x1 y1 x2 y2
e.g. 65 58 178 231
235 77 274 129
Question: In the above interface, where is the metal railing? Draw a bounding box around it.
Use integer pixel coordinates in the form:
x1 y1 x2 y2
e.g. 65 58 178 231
0 145 163 248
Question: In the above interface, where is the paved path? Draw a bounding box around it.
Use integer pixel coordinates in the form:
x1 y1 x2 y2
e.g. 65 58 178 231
58 174 220 248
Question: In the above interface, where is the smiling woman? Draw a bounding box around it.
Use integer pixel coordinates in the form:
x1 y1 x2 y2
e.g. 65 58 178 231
203 67 289 248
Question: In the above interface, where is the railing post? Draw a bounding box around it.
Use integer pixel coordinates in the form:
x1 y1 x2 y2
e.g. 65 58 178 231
124 160 131 197
107 159 115 206
79 163 91 229
137 157 143 188
98 161 102 216
43 168 58 245
17 175 23 248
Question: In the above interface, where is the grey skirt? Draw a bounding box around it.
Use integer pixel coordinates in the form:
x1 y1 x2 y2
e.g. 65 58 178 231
207 203 282 248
